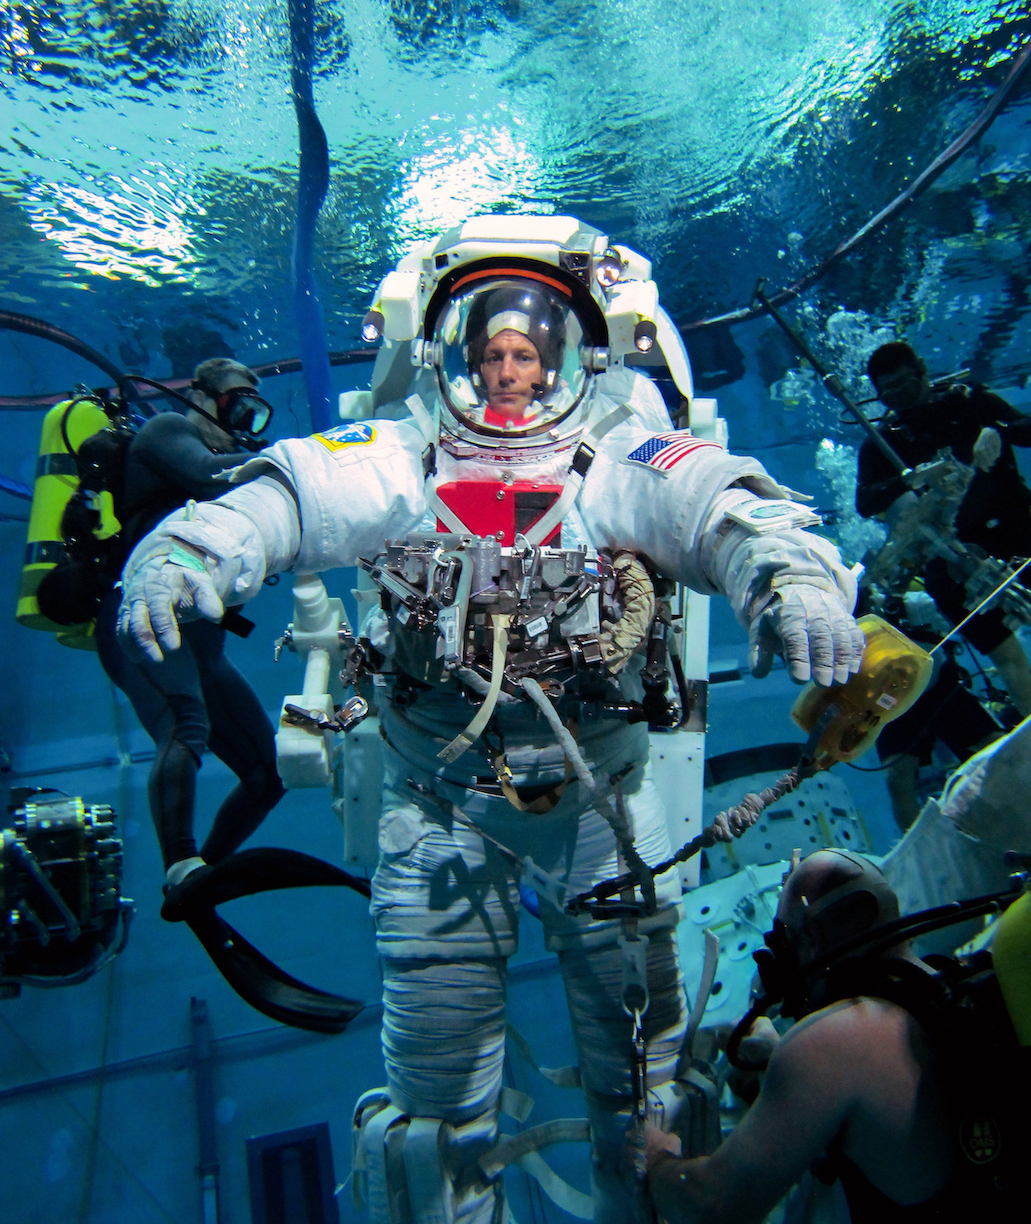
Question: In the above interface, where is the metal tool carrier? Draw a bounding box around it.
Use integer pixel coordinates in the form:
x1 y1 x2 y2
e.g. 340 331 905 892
360 530 686 728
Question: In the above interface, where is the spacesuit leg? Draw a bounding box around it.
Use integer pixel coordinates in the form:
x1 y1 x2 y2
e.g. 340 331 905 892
355 775 521 1224
541 772 690 1224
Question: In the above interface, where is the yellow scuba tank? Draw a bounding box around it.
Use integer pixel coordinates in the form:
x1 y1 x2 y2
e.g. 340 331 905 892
790 614 934 768
992 886 1031 1047
17 396 111 650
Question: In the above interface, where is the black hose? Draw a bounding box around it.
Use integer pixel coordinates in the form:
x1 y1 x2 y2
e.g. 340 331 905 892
59 397 84 457
0 309 125 385
726 998 772 1072
683 39 1031 333
0 349 379 411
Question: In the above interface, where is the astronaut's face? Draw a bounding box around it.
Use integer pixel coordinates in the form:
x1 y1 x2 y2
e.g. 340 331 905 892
479 330 543 420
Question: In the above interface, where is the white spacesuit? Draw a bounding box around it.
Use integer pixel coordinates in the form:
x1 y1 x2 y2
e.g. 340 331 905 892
118 216 865 1224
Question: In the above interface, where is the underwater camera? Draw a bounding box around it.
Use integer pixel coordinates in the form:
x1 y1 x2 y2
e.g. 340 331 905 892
0 790 132 995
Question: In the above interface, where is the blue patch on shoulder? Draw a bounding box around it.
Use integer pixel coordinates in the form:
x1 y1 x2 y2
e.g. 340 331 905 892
314 421 377 451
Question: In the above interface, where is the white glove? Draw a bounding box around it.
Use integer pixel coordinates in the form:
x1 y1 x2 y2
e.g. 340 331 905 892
117 540 226 663
749 583 866 686
972 426 1002 472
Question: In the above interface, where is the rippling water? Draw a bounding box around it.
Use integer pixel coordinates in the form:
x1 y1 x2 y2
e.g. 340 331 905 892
2 1 1029 411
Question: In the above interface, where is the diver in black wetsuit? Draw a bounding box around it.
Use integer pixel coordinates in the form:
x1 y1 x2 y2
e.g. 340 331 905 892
855 341 1031 717
95 358 285 909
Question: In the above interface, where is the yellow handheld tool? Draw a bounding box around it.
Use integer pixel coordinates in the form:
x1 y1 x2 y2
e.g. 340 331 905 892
791 614 933 769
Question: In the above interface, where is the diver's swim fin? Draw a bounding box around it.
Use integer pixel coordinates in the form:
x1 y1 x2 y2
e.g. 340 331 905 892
162 846 371 922
185 906 364 1034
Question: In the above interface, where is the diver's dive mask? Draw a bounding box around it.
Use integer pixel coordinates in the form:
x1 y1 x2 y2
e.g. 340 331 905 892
872 365 929 412
192 379 273 439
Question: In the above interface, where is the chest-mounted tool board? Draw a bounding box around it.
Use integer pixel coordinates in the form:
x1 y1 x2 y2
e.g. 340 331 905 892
360 531 690 738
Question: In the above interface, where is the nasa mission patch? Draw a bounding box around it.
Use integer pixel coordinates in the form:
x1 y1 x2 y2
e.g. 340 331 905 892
313 421 377 453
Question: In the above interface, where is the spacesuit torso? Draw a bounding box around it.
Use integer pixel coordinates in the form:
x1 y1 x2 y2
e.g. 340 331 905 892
247 366 775 830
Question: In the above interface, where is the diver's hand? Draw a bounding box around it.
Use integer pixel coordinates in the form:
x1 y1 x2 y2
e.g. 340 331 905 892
117 542 225 662
736 1015 781 1065
749 585 865 686
632 1122 682 1185
973 426 1002 472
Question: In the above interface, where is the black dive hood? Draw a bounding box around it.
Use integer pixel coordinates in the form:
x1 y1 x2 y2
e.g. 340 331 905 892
726 870 1028 1072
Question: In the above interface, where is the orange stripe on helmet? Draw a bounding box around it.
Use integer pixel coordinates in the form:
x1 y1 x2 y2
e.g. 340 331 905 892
449 266 574 298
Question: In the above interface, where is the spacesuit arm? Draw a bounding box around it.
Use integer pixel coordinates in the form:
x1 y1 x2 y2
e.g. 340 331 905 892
118 475 301 661
119 421 427 661
702 491 865 685
579 429 863 684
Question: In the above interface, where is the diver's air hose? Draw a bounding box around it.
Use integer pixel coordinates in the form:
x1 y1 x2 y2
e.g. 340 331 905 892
0 309 125 385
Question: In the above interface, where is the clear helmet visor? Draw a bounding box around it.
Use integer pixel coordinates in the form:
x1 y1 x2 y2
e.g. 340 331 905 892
433 276 591 438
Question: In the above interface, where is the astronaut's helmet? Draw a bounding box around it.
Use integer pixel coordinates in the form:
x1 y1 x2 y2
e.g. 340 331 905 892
430 270 596 443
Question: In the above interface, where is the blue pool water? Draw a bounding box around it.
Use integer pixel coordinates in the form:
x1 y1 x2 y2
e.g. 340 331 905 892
1 4 1030 1222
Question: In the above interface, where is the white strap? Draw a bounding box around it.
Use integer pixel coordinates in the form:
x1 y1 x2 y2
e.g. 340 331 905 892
405 393 438 447
438 613 510 762
506 1023 582 1089
479 1119 592 1177
516 1152 593 1219
363 1104 406 1224
680 927 720 1073
426 484 470 535
479 1119 593 1218
499 1086 534 1124
522 404 633 546
404 1117 453 1224
351 1088 392 1211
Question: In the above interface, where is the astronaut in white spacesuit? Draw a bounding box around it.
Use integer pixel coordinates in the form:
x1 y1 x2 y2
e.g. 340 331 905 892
117 216 865 1224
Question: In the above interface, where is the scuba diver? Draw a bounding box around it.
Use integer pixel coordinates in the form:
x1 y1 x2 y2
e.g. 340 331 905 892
855 341 1031 716
643 848 1025 1224
115 216 865 1224
41 358 285 909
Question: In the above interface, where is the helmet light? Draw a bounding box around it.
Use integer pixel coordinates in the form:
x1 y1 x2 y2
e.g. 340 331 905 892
595 250 624 289
634 320 657 353
361 310 385 344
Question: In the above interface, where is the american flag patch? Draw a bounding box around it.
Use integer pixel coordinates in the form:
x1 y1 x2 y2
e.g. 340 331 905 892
625 433 722 473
